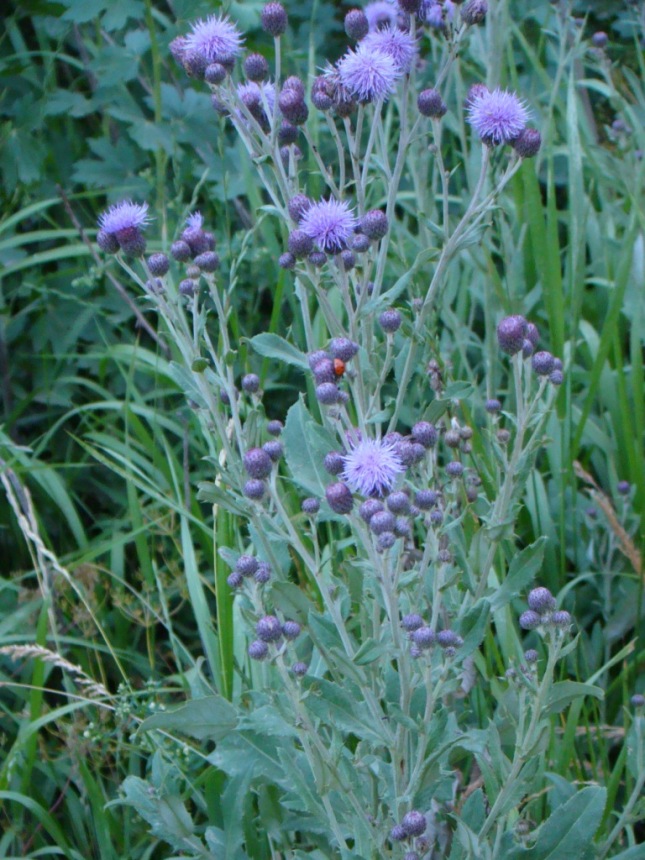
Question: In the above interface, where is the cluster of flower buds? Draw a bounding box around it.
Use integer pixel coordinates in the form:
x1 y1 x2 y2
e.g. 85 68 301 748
308 340 359 406
280 198 389 271
242 441 281 500
247 614 302 663
519 587 572 633
401 613 464 659
496 315 563 386
226 554 272 590
390 809 427 846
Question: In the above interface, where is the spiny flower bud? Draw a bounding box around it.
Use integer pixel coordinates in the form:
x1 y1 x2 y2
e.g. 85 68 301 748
411 626 435 649
485 398 502 413
278 121 299 145
376 531 396 551
235 554 258 577
226 571 243 589
261 2 288 37
326 482 353 514
401 811 427 837
532 351 555 376
387 491 411 514
244 447 273 479
401 613 424 631
370 510 396 535
301 497 320 514
524 649 539 663
351 233 371 253
282 620 301 640
329 337 359 361
205 62 227 85
415 489 438 509
242 373 260 393
462 0 488 26
244 479 265 500
279 89 308 125
262 440 283 462
147 253 170 276
345 9 369 40
324 451 345 474
288 194 312 222
436 629 463 648
292 661 308 676
412 421 438 448
513 128 542 158
527 586 556 613
497 315 527 355
359 498 384 522
379 309 402 333
278 251 296 269
171 240 192 262
316 382 342 404
248 640 269 660
551 610 572 628
256 615 283 642
244 52 269 82
519 610 541 630
267 419 283 436
591 31 608 49
359 209 389 240
288 229 314 258
418 88 447 118
254 562 272 584
340 249 356 271
390 824 408 842
194 251 220 272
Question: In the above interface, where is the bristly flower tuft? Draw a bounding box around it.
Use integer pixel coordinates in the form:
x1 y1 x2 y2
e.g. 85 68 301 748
98 201 150 235
184 15 244 64
337 45 399 103
364 1 399 32
467 87 529 144
300 198 357 253
342 436 404 497
363 26 418 74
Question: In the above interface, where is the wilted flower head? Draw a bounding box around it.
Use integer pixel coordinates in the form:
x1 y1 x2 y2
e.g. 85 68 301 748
184 15 244 64
364 0 399 31
337 45 399 103
342 436 404 497
363 26 418 73
420 0 452 28
300 198 357 253
467 87 529 144
98 200 150 236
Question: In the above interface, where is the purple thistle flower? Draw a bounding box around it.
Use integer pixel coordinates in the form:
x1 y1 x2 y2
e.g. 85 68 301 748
420 1 445 28
185 211 204 231
300 198 357 253
184 15 244 64
342 436 404 497
467 87 529 145
337 45 399 103
365 1 399 32
363 26 418 74
98 201 150 236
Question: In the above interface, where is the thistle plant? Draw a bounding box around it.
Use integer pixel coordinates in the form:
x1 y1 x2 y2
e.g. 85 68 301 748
2 1 640 858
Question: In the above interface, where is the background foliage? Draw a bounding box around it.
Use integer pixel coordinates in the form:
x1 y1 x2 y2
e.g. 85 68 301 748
1 0 644 856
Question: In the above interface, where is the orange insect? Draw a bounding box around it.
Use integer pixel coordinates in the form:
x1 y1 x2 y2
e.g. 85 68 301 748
333 358 346 377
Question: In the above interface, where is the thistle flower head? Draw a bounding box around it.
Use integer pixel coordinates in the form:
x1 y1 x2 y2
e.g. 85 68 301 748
98 201 150 235
364 1 399 32
184 15 244 64
185 211 204 231
467 87 529 144
300 198 357 253
342 436 404 497
337 44 399 103
363 26 418 73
